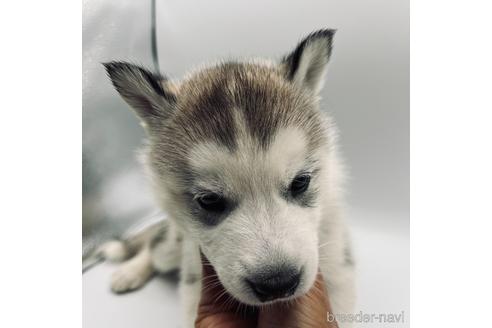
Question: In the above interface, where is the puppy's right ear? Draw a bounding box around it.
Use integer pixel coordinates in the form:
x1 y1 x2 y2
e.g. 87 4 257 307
103 62 176 124
280 29 335 95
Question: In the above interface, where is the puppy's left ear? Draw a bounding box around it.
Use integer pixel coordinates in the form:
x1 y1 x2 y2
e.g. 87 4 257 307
103 61 177 126
281 29 336 94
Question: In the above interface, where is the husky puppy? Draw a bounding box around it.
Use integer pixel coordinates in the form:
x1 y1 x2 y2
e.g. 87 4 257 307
102 29 355 327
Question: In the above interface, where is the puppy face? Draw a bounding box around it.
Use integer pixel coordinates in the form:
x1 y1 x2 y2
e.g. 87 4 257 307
185 126 327 305
105 30 336 305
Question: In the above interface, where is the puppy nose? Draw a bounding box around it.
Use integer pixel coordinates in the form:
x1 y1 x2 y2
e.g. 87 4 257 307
246 267 301 302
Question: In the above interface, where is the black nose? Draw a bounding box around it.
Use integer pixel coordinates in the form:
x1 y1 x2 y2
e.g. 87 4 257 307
246 267 301 302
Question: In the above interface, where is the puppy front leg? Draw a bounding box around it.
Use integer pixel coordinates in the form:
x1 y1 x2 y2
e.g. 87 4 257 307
179 237 202 328
110 245 154 293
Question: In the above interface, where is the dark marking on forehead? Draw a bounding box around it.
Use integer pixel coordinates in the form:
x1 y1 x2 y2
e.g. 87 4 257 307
151 62 328 188
196 82 237 150
235 73 286 149
172 63 323 150
173 79 237 151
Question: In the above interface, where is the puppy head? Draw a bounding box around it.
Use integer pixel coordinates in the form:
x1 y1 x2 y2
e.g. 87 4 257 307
105 30 336 305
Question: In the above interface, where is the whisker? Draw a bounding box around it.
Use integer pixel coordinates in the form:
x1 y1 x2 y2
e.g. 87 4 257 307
212 288 229 307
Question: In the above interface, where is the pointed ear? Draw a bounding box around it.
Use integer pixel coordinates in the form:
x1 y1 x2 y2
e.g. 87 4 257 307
103 61 176 124
281 29 336 94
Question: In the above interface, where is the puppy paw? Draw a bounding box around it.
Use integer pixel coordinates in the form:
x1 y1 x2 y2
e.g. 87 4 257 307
110 266 148 293
100 240 128 262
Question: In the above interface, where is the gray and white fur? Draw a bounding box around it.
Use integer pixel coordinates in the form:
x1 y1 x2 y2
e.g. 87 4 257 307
101 29 355 327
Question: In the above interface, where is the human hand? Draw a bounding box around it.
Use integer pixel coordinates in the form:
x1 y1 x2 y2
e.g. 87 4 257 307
195 256 338 328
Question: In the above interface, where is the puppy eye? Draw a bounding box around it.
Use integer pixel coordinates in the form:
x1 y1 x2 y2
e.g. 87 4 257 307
196 193 226 213
290 174 311 197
